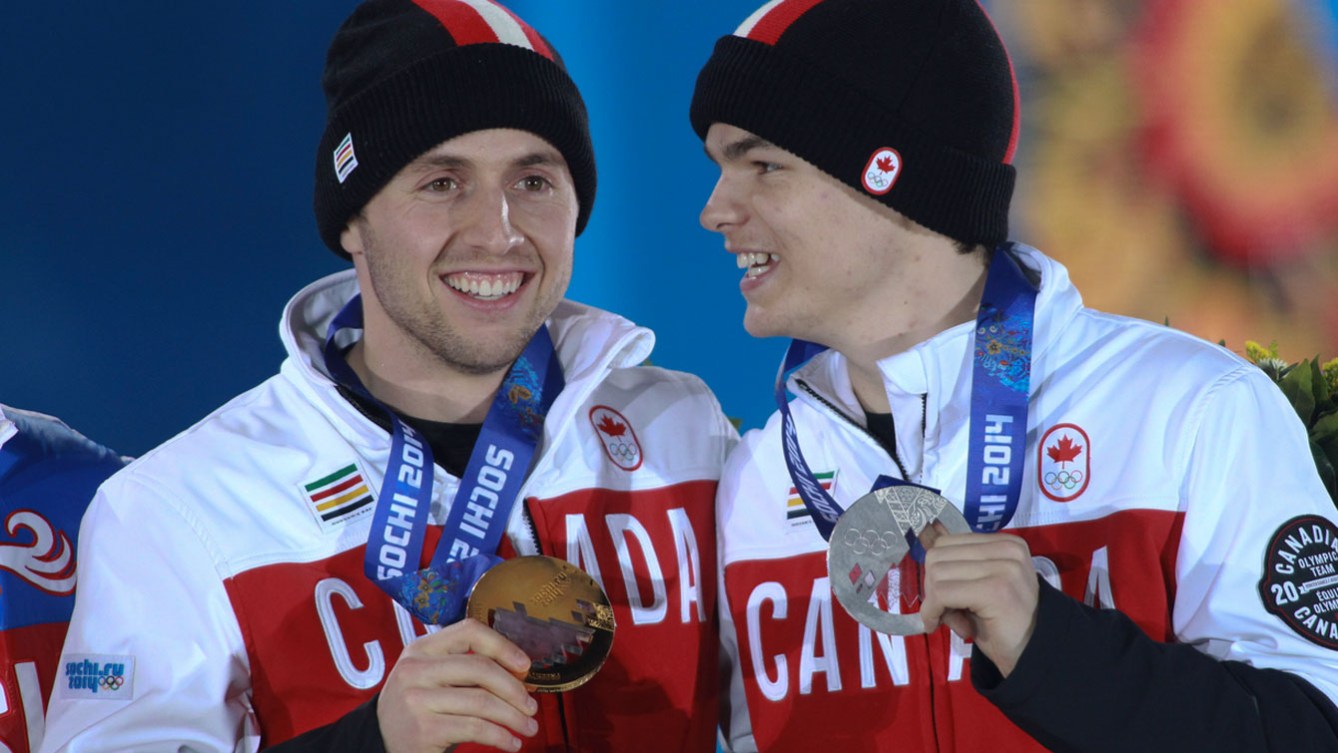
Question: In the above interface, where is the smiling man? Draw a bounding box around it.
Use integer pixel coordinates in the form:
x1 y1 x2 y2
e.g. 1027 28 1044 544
690 0 1338 751
39 2 735 752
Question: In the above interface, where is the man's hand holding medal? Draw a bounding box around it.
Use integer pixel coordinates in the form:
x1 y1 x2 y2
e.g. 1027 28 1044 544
377 556 616 752
828 486 1041 678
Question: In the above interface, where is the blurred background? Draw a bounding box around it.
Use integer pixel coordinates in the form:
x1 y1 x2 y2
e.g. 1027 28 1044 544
2 0 1336 457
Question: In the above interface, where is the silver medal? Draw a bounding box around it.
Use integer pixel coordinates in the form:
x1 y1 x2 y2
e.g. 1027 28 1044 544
827 485 972 635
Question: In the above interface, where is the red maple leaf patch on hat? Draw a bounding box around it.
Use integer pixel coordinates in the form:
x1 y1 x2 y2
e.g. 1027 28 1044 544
861 147 902 195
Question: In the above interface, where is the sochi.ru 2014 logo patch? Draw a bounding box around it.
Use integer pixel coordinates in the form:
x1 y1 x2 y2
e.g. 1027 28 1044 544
1259 515 1338 649
58 654 135 701
589 405 642 472
1038 423 1090 502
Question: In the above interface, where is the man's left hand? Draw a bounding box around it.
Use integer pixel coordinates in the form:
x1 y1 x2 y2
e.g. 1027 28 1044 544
918 528 1040 677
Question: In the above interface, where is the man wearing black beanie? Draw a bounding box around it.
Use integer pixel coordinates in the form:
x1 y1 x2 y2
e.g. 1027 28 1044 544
692 1 1338 751
41 1 736 752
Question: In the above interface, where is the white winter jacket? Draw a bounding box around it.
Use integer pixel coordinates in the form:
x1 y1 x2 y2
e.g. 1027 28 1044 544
718 245 1338 752
42 271 737 752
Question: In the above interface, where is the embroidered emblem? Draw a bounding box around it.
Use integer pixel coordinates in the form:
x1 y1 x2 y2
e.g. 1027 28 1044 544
589 406 642 471
787 470 836 526
334 132 359 183
861 147 902 195
303 462 375 531
58 654 135 700
1038 424 1090 502
1259 515 1338 649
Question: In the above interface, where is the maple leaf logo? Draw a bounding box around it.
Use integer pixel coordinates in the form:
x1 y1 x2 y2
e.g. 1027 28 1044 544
596 416 626 437
1046 436 1083 465
876 155 896 173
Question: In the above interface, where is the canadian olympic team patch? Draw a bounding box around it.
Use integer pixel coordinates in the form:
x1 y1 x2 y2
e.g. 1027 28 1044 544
589 405 642 471
1038 423 1090 502
1259 515 1338 649
861 147 902 195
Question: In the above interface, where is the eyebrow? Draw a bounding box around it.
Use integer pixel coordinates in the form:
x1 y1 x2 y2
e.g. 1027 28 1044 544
704 134 777 164
410 150 565 171
515 151 564 168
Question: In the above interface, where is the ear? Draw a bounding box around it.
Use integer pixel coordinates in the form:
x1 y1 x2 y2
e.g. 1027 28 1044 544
339 216 365 258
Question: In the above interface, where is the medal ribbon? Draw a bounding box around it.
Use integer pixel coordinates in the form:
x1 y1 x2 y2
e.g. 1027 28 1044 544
323 295 564 625
963 245 1036 532
777 244 1037 543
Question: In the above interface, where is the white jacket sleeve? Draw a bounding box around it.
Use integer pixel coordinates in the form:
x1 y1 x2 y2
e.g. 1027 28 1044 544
40 472 256 753
1174 365 1338 700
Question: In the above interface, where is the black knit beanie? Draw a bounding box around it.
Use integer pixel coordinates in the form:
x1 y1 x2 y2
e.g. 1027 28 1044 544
690 0 1019 247
314 0 596 257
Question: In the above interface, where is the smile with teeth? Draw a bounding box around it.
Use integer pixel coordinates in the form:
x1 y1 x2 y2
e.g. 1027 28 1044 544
444 271 525 301
736 252 780 278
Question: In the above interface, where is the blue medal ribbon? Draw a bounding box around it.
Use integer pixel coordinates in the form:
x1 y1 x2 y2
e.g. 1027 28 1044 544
963 246 1036 532
323 295 564 625
777 244 1038 547
775 337 846 542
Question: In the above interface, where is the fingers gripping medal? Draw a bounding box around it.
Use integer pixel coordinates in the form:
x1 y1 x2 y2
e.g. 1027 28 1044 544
828 485 972 635
466 556 615 692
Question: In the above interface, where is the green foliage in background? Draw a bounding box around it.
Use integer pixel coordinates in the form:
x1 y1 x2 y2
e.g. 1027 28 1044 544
1244 342 1338 505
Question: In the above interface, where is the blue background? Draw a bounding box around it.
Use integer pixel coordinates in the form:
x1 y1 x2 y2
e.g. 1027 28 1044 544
7 1 1334 459
0 1 777 457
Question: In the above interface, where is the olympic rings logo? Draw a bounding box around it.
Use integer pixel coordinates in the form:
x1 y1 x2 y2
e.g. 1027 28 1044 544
605 440 639 460
589 406 643 471
843 528 898 557
99 675 125 691
1044 470 1084 490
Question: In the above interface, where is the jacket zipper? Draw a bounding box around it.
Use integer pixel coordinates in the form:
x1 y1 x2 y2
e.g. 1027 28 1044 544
521 501 544 556
799 379 945 749
794 378 916 482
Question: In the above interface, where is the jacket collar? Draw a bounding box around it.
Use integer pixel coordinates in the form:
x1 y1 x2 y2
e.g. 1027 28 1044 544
789 244 1083 419
277 269 655 443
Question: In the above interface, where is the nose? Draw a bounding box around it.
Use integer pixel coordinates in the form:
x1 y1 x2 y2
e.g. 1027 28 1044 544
461 186 524 254
699 174 742 234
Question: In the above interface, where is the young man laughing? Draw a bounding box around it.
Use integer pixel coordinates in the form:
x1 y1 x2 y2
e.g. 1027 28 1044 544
691 0 1338 751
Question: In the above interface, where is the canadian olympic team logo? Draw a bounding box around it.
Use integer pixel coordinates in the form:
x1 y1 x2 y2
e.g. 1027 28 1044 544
589 406 642 472
861 147 902 196
1038 423 1090 502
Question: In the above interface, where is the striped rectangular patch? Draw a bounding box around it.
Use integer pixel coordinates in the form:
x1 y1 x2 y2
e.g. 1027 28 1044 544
304 462 374 531
786 470 836 526
333 132 358 184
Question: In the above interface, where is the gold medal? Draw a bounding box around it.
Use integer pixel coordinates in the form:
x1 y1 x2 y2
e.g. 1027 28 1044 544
466 555 615 692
